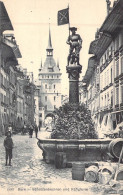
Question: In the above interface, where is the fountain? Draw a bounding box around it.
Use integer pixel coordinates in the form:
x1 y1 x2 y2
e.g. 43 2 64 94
37 27 112 166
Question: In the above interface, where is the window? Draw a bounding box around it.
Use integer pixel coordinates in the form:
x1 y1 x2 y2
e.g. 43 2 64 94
101 75 103 90
120 30 123 46
101 57 103 65
101 96 103 107
111 90 113 106
54 84 55 89
39 114 42 117
45 105 47 110
1 93 3 102
107 92 109 105
1 74 3 85
115 60 119 77
45 84 47 89
4 95 6 104
121 85 123 103
54 105 56 109
115 35 119 51
116 87 119 105
107 49 109 59
54 96 56 101
105 94 106 106
107 69 109 85
104 54 106 63
111 68 113 83
105 72 106 87
49 85 52 89
121 56 123 74
45 96 47 102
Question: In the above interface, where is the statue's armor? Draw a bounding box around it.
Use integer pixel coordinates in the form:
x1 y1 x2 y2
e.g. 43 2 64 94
69 34 81 47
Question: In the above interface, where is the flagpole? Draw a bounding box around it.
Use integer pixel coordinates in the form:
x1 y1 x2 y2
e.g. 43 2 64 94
68 4 70 37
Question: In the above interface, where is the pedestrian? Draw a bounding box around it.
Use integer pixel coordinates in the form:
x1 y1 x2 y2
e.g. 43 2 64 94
4 131 14 166
29 125 33 138
21 125 26 135
34 125 38 138
8 123 13 135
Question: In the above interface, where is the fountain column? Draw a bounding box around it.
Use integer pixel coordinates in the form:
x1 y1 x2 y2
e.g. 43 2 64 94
66 64 82 103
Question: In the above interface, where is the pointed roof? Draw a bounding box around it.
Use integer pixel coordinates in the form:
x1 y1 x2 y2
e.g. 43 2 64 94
40 59 42 68
47 25 53 50
39 25 61 74
0 2 13 34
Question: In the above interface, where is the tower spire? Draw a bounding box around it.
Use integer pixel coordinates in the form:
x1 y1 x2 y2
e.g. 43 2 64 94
39 59 42 72
47 19 53 50
41 59 42 68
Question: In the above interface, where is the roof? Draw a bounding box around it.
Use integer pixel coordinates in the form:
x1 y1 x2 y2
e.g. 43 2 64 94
0 2 13 33
1 36 22 59
40 26 61 74
47 26 53 50
89 0 123 58
40 56 61 74
84 0 123 83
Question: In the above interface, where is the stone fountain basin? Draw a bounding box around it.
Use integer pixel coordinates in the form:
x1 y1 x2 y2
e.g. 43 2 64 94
37 138 112 164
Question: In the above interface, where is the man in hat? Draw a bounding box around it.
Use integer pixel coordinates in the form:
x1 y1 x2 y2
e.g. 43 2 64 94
4 131 14 166
66 27 82 65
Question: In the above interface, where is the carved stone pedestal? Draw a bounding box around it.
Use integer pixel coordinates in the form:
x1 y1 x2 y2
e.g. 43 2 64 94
66 64 82 103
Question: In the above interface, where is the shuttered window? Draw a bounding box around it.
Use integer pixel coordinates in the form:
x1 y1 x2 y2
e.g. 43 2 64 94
115 60 119 77
116 87 119 105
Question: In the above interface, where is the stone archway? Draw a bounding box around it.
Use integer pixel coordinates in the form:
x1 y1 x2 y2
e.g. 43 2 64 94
45 113 55 131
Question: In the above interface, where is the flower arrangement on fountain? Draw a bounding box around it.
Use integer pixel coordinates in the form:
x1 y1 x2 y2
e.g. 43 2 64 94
51 102 98 139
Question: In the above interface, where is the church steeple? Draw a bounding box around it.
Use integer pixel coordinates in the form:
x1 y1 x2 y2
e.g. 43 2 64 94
39 22 61 74
46 23 53 56
39 59 42 72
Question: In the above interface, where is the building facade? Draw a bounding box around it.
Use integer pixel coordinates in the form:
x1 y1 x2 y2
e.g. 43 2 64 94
82 0 123 137
0 2 35 135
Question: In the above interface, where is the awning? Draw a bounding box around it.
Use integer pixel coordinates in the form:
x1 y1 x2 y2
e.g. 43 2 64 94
82 56 96 83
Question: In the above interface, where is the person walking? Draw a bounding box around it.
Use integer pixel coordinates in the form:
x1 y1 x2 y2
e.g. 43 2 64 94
34 125 38 138
4 131 14 166
29 124 33 138
21 124 26 135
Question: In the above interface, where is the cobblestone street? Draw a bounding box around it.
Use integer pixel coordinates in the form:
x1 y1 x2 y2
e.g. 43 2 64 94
0 132 121 195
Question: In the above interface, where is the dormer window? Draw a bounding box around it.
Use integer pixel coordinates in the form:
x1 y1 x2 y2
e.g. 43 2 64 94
48 67 53 72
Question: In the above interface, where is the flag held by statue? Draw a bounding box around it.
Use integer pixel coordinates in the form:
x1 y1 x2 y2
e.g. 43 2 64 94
57 8 69 25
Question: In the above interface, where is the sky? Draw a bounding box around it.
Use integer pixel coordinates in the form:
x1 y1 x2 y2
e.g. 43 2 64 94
2 0 114 95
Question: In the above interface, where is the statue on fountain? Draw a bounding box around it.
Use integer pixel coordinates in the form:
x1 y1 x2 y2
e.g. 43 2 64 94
66 27 82 66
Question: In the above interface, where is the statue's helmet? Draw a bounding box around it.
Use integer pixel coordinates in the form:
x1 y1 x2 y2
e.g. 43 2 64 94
69 27 77 32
